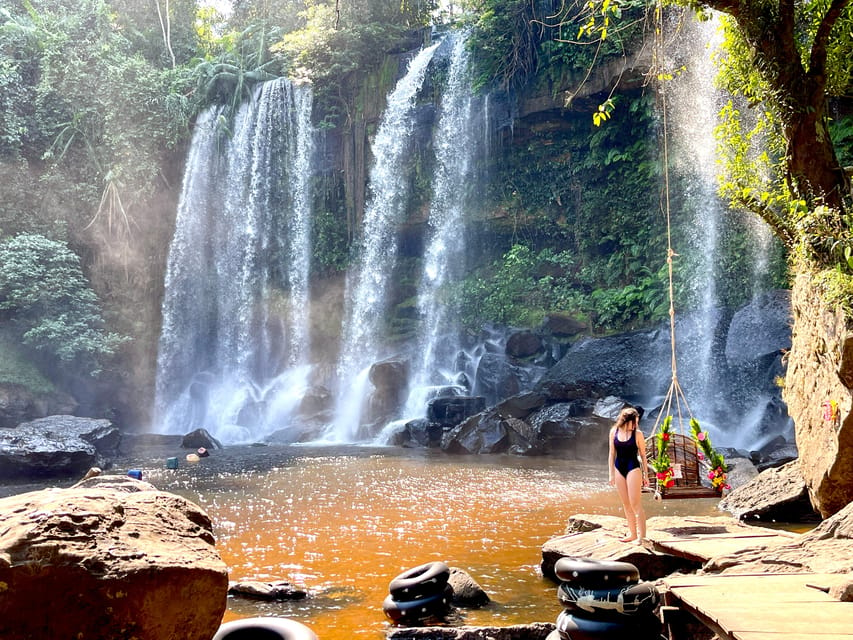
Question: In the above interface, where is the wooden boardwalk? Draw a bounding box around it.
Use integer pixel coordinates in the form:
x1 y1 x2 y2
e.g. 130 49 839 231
641 519 853 640
660 573 853 640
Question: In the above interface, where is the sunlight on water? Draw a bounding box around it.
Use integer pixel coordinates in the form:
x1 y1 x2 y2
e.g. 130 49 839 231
129 447 720 639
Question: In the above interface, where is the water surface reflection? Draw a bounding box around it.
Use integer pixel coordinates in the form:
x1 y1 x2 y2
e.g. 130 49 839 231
133 446 720 639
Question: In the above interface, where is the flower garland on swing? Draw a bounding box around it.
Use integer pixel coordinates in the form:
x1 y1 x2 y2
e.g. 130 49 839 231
650 416 676 489
690 418 731 492
650 416 730 493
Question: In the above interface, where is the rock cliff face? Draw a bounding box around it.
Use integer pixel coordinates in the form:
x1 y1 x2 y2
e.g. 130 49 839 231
784 272 853 517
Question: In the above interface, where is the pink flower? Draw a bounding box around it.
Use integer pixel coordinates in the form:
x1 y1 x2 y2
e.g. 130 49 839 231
723 484 732 491
697 431 706 441
708 472 715 480
697 451 705 460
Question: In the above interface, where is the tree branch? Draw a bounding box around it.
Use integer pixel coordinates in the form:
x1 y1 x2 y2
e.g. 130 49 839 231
809 0 851 77
153 0 176 69
693 0 742 18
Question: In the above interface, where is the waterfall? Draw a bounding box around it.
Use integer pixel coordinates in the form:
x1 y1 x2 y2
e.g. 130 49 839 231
402 32 479 418
667 16 725 420
327 43 440 442
665 13 783 445
154 78 315 443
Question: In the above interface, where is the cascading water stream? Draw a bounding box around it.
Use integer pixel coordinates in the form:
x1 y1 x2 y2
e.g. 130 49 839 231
402 32 480 419
664 13 782 447
327 43 440 442
667 16 724 419
154 78 315 443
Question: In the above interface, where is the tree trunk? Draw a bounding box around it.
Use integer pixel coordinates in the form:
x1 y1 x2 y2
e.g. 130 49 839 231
703 0 850 212
786 103 847 210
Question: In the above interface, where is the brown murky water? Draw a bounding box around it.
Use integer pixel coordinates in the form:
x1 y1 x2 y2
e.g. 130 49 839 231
132 445 721 639
1 444 722 639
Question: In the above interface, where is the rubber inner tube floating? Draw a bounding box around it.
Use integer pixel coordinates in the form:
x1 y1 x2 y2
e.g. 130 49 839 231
212 617 318 640
557 581 660 620
556 608 632 638
554 557 640 589
388 561 450 601
382 584 453 624
556 608 662 640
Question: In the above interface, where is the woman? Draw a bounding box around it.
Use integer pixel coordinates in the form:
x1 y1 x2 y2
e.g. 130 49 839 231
608 406 649 543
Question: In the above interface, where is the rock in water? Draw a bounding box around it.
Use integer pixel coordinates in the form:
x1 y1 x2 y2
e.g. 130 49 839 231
0 415 120 479
0 478 228 640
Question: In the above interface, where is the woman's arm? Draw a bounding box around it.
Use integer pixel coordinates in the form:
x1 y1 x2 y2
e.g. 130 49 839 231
636 429 650 486
608 427 616 485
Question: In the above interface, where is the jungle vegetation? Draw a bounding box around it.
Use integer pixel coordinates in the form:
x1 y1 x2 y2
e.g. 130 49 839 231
0 0 849 417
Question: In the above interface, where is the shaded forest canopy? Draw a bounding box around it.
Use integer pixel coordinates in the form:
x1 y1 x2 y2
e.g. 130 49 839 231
0 0 850 425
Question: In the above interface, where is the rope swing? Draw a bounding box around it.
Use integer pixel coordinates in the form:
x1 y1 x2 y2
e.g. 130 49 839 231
645 2 729 500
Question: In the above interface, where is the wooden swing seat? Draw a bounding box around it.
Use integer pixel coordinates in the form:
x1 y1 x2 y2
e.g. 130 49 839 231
647 432 721 500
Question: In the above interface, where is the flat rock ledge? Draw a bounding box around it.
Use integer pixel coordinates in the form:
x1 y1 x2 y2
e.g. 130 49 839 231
387 622 555 640
704 499 853 575
541 514 701 580
543 507 853 581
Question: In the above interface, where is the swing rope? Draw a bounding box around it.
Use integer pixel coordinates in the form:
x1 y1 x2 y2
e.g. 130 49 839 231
642 3 734 500
643 4 729 499
649 0 695 440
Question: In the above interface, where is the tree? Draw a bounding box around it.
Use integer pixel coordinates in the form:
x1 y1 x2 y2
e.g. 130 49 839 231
684 0 852 263
0 234 126 376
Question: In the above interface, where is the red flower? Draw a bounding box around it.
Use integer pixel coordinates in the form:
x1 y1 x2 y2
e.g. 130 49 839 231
665 479 675 488
662 433 670 441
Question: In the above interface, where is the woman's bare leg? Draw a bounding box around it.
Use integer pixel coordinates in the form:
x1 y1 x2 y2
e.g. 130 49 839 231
626 468 646 543
614 473 637 542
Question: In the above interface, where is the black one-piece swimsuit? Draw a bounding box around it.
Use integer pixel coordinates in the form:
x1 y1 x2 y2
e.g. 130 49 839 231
613 429 640 478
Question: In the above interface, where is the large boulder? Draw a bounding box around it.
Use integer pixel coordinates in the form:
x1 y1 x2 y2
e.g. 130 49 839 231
475 352 524 405
368 358 410 425
441 410 538 455
493 392 548 419
541 313 587 338
505 330 545 360
724 290 792 366
526 404 610 459
536 329 670 401
783 273 853 517
182 427 223 450
0 415 120 479
718 460 817 522
428 396 487 428
0 479 228 640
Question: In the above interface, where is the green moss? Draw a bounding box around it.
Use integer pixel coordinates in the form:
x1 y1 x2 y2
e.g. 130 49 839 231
814 267 853 319
0 332 55 394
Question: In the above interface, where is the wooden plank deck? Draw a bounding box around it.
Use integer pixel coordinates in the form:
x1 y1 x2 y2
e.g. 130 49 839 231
661 573 853 640
640 519 853 639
